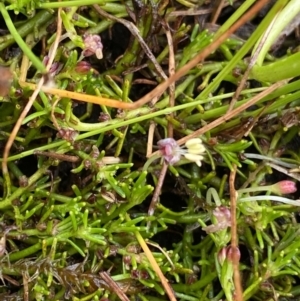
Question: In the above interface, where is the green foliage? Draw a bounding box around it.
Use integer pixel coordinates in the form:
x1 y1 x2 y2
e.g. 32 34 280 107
1 0 300 300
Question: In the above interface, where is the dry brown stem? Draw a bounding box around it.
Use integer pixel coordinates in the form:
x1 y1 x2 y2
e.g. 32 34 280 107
229 165 243 301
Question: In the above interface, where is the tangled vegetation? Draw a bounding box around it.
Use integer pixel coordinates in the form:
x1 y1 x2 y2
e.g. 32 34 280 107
1 0 300 300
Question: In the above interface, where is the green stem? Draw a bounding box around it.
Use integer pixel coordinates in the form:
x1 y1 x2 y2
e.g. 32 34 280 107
250 52 300 82
254 0 300 66
39 0 108 8
237 185 273 195
0 3 46 73
214 0 256 38
143 153 162 171
206 188 221 206
239 196 300 206
0 161 52 209
40 1 127 14
9 237 54 262
0 10 53 51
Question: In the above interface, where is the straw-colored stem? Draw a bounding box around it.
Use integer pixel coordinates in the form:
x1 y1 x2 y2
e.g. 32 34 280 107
127 214 177 301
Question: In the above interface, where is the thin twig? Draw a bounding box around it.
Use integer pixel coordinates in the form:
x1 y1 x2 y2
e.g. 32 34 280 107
148 162 168 216
147 22 176 216
23 272 29 301
19 54 30 83
165 22 176 135
128 214 177 301
99 271 131 301
267 163 300 182
239 163 266 190
227 11 278 113
147 122 156 158
168 1 231 18
34 150 79 163
3 8 63 196
229 165 243 301
175 80 286 145
19 35 31 82
92 4 167 80
51 97 62 131
168 8 212 17
210 0 225 24
243 104 270 136
146 240 175 269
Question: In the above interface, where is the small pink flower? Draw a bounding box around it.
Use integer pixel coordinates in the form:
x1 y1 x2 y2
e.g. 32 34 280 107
157 138 205 166
272 180 297 195
203 206 231 233
82 34 103 59
214 206 231 223
157 138 181 165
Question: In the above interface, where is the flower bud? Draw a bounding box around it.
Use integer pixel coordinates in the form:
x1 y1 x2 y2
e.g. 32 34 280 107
75 61 92 74
271 180 297 195
226 246 241 263
218 247 227 265
43 56 62 75
218 246 241 266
